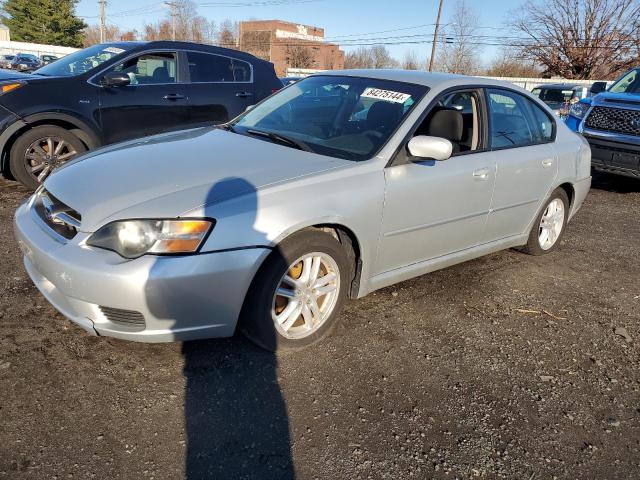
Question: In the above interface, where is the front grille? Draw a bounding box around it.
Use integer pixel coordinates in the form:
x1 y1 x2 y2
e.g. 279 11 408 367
99 306 146 329
585 106 640 136
33 190 81 240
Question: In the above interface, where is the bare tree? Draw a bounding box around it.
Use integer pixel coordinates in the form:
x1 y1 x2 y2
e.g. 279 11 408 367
371 45 398 69
485 49 542 77
217 19 238 49
344 47 374 69
344 46 398 69
402 51 421 70
512 0 640 79
143 0 215 43
285 45 316 69
437 0 483 74
83 24 137 46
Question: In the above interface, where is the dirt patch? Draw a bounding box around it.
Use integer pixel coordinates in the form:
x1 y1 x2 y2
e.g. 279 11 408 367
1 173 639 479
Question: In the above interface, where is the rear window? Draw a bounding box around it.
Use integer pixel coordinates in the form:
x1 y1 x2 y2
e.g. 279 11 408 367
187 52 251 83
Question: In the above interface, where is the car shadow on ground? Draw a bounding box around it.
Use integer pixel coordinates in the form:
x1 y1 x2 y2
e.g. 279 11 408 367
590 171 640 193
142 177 295 479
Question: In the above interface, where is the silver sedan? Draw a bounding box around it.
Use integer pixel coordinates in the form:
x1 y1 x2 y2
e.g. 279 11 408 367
13 70 592 351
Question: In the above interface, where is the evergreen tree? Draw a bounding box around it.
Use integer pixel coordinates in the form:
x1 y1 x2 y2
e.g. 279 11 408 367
1 0 87 47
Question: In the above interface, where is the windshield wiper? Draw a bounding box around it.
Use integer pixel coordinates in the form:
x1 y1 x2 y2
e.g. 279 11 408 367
246 128 314 153
215 123 236 133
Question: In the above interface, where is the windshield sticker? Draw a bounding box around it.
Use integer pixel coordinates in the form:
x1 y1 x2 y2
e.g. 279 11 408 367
361 88 411 104
103 47 125 54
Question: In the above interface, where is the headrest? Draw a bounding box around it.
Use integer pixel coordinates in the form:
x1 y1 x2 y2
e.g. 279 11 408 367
427 108 463 142
367 101 402 127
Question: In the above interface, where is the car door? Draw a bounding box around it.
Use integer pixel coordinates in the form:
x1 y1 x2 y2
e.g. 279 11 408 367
375 89 497 275
483 88 558 242
97 51 189 144
182 50 254 126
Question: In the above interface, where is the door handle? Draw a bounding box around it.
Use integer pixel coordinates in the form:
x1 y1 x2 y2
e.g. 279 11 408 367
542 158 554 168
163 93 185 100
236 91 253 98
473 168 490 180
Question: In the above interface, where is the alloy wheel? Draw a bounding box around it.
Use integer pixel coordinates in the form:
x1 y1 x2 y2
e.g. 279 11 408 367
271 252 341 340
538 198 565 250
24 136 78 183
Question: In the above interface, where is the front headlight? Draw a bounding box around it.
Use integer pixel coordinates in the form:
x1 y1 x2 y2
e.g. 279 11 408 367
568 102 590 119
87 219 214 259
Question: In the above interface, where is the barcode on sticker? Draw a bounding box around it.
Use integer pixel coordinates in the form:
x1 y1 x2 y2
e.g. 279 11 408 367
361 88 411 104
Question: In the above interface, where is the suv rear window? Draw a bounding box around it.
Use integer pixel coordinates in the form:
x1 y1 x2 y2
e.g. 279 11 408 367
187 52 251 83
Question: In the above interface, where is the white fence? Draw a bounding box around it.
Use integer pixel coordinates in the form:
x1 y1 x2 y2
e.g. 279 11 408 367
0 40 78 58
477 76 611 91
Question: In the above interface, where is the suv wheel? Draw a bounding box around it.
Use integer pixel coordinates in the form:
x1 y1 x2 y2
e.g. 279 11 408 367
10 125 86 189
240 229 352 352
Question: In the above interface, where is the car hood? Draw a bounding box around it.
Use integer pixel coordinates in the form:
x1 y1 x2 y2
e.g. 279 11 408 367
44 127 352 231
0 69 37 81
593 91 640 105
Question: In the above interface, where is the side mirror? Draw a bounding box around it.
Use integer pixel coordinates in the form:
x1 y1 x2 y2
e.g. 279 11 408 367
101 71 131 87
407 135 453 161
590 81 607 95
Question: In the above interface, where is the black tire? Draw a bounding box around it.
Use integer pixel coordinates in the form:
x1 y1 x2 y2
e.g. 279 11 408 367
239 229 352 352
521 188 570 256
9 125 86 190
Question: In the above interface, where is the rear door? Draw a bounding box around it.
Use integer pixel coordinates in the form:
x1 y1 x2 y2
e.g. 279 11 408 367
182 50 254 126
483 88 558 242
97 50 189 144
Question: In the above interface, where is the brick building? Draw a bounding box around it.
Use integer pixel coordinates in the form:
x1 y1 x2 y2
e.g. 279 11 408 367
239 20 344 76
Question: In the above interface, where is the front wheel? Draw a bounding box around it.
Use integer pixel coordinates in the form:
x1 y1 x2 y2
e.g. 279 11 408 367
239 229 352 352
521 188 569 255
9 125 87 189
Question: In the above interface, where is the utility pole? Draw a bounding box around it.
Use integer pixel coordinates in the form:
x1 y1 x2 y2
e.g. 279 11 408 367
428 0 444 72
165 1 178 41
99 0 107 43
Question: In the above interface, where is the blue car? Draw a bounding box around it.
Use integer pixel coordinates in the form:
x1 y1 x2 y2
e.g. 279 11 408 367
565 68 640 178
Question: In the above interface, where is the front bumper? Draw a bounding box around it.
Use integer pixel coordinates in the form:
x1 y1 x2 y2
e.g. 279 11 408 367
13 199 270 342
582 133 640 178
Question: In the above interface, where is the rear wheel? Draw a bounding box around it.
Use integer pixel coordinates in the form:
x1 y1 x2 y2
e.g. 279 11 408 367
522 188 569 255
9 125 86 189
239 229 351 352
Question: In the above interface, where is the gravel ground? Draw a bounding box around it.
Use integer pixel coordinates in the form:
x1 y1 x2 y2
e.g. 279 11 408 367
0 173 639 480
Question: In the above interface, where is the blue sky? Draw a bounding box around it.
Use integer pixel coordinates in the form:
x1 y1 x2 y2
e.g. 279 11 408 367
76 0 522 65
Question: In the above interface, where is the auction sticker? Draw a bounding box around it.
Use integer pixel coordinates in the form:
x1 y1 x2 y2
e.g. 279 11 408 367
103 47 125 54
361 87 411 104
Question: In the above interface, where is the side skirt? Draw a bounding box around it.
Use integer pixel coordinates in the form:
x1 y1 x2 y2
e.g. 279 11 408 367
362 234 528 295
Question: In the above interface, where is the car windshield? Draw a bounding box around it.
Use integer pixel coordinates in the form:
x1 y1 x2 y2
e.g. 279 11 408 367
34 43 134 77
232 76 427 161
609 68 640 94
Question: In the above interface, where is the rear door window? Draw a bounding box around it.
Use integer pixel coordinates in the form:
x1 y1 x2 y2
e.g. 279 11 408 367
186 52 252 82
487 89 535 148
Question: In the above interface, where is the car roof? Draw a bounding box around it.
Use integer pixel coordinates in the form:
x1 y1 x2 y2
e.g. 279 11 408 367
312 69 534 92
533 83 583 90
123 40 270 64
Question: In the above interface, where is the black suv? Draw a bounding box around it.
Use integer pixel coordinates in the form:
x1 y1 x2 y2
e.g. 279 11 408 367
0 41 282 188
